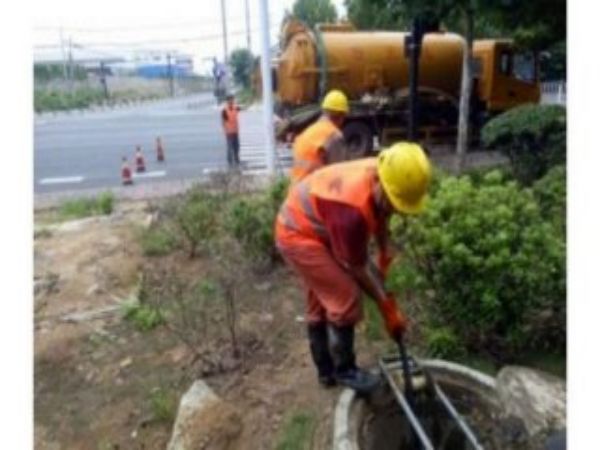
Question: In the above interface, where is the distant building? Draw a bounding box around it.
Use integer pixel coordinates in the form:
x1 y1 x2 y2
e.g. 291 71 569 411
33 47 194 78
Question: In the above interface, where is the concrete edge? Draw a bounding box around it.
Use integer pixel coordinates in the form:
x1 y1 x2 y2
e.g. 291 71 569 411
333 388 358 450
332 359 497 450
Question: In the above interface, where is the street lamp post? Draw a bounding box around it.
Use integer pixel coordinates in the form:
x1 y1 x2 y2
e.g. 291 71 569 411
258 0 276 175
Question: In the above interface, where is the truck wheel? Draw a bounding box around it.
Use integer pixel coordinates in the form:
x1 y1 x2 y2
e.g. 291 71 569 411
342 121 374 158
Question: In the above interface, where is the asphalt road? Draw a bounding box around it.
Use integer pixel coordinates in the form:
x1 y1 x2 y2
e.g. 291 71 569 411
34 93 291 194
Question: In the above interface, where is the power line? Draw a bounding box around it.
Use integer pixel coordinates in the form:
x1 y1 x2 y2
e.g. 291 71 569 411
34 24 279 49
33 14 278 33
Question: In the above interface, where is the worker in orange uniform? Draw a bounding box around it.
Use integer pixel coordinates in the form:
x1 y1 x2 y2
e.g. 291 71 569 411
275 142 432 393
222 93 241 168
290 89 349 183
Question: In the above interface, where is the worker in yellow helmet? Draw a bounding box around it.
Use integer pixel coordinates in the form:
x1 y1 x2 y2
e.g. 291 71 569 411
275 142 432 393
289 89 350 183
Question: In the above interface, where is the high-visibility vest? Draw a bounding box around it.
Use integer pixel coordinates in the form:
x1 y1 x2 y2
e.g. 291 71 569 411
290 118 341 183
223 105 239 135
276 158 379 244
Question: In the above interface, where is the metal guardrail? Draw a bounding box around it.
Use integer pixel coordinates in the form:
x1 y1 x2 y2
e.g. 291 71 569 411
541 80 567 105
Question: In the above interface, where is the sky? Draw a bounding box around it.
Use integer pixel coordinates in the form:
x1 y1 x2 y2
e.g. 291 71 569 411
33 0 348 75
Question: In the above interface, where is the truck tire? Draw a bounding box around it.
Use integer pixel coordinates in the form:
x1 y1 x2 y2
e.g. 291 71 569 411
342 120 374 158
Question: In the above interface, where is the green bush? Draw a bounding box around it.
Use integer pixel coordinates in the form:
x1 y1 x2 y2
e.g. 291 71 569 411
425 327 466 358
392 171 566 360
139 227 178 256
481 104 566 185
58 192 114 219
34 87 105 112
175 189 220 258
532 165 566 236
121 299 165 331
225 177 289 268
148 387 177 423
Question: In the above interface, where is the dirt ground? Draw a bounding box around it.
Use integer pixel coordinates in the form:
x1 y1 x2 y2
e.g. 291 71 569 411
34 200 383 450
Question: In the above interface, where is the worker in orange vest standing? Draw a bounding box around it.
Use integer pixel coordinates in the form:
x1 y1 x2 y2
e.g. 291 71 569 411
275 143 432 394
121 156 133 185
135 145 146 172
156 136 165 162
290 89 349 183
222 93 241 168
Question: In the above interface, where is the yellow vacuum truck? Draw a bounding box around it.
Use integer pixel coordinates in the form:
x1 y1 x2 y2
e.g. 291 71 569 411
264 20 540 154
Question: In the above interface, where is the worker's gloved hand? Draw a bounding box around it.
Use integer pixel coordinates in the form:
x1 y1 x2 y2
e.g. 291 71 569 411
378 295 407 339
377 250 393 279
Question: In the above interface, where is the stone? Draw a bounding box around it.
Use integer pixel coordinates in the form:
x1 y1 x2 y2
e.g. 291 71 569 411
167 380 242 450
496 366 566 437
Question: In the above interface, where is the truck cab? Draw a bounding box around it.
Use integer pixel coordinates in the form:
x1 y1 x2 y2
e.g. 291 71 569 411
474 40 540 113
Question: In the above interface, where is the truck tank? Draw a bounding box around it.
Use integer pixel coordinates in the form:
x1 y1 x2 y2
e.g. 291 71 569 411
276 20 465 108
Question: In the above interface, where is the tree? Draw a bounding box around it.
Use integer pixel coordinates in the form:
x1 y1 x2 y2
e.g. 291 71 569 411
291 0 338 29
344 0 409 30
229 48 254 89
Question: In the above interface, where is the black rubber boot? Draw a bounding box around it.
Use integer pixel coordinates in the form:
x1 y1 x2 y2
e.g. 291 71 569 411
328 324 380 395
307 322 336 387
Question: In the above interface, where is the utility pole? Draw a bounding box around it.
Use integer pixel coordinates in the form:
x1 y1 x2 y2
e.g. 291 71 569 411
220 0 229 90
59 27 68 81
167 53 175 97
99 61 109 99
244 0 252 50
67 37 74 91
259 0 276 175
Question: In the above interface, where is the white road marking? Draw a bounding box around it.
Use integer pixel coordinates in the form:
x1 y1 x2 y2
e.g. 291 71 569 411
132 170 167 179
39 176 84 185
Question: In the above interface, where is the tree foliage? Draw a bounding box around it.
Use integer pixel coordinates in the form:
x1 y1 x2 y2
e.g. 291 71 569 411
291 0 338 29
481 104 566 185
229 48 254 89
390 171 566 361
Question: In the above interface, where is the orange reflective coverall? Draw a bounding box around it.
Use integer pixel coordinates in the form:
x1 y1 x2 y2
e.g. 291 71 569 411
275 158 382 326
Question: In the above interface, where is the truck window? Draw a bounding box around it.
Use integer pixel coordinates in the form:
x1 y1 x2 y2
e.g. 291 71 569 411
513 52 536 83
499 50 511 75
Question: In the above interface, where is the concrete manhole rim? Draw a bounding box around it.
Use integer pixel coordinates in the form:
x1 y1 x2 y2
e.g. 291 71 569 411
332 359 497 450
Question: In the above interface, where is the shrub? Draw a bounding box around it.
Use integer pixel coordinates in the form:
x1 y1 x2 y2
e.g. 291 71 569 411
392 171 566 360
481 104 566 185
58 192 114 219
121 299 165 331
139 227 178 256
225 177 289 268
175 188 220 258
424 327 466 359
532 164 566 236
148 387 177 423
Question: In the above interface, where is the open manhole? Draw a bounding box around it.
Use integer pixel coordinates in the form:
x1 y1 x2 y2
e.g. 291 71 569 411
336 360 554 450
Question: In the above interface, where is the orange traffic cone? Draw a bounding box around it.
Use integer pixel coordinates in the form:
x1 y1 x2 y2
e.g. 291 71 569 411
121 157 133 185
135 145 146 172
156 136 165 162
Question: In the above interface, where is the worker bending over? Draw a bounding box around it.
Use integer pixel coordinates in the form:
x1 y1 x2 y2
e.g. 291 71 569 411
275 143 432 393
290 89 350 183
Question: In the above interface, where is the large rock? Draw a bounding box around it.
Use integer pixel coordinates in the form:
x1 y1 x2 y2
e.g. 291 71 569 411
167 380 242 450
496 366 566 437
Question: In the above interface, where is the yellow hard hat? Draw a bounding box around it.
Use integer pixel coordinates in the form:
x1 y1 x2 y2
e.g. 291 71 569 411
321 89 349 114
377 142 432 214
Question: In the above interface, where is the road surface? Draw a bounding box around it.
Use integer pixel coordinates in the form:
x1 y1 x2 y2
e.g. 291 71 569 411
34 93 291 195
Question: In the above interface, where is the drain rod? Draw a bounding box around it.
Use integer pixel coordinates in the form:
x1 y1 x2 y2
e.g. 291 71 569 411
379 359 434 450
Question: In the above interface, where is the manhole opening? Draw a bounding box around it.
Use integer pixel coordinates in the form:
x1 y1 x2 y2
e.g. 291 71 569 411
358 379 539 450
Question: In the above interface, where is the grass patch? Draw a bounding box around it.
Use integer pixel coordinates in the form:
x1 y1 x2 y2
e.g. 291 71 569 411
139 227 178 256
149 387 177 423
275 410 316 450
121 300 164 331
58 192 114 220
